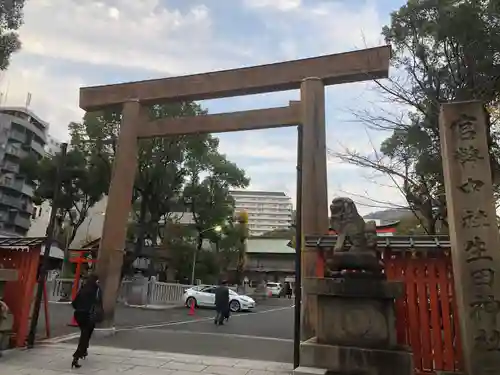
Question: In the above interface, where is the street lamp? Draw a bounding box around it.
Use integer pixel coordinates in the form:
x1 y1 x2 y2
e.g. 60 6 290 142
190 225 222 285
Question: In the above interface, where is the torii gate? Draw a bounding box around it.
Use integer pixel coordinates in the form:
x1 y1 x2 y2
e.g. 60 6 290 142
78 46 391 341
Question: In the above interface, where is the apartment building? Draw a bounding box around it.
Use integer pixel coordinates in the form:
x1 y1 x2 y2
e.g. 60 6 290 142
44 134 62 157
0 107 48 237
230 190 293 237
30 134 65 223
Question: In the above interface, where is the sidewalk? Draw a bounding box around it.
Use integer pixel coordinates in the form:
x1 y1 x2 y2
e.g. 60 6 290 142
0 343 293 374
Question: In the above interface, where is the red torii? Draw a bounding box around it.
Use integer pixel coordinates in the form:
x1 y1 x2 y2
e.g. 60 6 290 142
68 249 98 327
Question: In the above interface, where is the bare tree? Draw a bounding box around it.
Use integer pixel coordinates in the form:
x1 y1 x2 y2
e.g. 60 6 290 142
332 0 500 233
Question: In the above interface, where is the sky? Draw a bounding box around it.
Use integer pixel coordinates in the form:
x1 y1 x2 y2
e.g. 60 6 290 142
1 0 410 215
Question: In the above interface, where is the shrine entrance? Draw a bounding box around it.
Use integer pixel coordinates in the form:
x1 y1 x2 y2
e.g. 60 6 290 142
67 249 97 327
78 46 391 367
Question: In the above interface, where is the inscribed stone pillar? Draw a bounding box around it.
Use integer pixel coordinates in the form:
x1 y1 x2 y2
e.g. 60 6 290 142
300 77 329 340
440 101 500 374
97 99 143 328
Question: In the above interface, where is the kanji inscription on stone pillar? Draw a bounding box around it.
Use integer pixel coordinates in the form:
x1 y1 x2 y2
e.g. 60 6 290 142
440 101 500 375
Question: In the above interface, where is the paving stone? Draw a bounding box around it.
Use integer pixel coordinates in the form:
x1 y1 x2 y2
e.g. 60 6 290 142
168 353 206 364
265 362 293 371
92 363 137 373
235 360 278 370
200 357 237 366
91 354 128 364
161 361 207 372
0 343 292 375
247 370 288 375
202 365 249 375
123 368 175 375
13 369 69 375
122 357 169 367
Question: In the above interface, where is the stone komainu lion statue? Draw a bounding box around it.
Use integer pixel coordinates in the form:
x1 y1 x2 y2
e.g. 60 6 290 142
329 197 377 254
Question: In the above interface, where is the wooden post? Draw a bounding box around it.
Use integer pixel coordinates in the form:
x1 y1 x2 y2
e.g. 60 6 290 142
42 281 50 339
97 99 142 328
440 100 500 374
300 77 329 340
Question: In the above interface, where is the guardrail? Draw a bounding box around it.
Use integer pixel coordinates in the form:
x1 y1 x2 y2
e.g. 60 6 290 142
305 234 451 251
304 234 451 250
46 278 78 301
46 278 252 307
146 281 191 305
47 278 193 305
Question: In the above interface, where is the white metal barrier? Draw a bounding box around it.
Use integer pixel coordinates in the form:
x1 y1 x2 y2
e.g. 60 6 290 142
47 278 195 306
46 278 77 301
117 280 132 303
147 281 192 305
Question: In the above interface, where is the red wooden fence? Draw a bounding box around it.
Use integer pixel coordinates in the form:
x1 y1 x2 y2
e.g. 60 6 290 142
0 246 40 347
384 249 463 374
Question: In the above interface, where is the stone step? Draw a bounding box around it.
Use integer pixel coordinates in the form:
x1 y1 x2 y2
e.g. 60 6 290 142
293 366 328 375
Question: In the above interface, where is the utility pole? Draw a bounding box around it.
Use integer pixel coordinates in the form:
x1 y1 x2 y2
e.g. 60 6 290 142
27 143 68 348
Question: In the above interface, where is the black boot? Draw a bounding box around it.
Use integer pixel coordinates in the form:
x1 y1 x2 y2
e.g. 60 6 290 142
71 357 81 369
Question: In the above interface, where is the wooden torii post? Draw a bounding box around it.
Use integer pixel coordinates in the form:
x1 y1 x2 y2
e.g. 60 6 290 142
78 46 391 339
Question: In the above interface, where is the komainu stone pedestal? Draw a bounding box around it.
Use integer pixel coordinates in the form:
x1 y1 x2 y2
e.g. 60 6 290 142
295 277 413 375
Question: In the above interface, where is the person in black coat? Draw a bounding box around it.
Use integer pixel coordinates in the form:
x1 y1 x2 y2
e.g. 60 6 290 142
285 282 293 299
214 280 230 326
71 274 103 368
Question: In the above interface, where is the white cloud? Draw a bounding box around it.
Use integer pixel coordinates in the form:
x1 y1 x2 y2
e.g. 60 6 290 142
0 63 84 140
244 0 385 56
0 0 403 214
244 0 302 11
17 0 222 75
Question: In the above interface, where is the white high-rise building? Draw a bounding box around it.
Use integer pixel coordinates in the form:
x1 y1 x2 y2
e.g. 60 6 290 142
44 134 62 156
230 190 293 237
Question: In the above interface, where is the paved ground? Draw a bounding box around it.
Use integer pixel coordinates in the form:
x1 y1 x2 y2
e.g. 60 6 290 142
42 303 194 338
42 298 294 339
0 343 292 374
43 298 295 363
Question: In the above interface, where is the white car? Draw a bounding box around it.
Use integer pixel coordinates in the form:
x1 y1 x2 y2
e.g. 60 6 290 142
266 282 283 297
183 285 256 312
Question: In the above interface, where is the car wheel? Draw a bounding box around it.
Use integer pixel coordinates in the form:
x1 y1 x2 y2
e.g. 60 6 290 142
186 297 197 308
229 300 241 312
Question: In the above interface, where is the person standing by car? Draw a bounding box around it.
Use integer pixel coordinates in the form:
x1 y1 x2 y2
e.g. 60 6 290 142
282 282 290 298
214 280 230 326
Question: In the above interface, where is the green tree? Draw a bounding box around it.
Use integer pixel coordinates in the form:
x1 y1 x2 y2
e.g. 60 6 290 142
334 0 500 233
33 147 109 277
209 219 249 281
160 221 219 283
72 103 249 279
0 0 25 70
182 145 250 283
161 222 197 282
69 103 210 258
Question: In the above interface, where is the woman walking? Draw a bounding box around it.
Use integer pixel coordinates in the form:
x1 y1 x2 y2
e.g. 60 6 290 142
71 274 103 368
